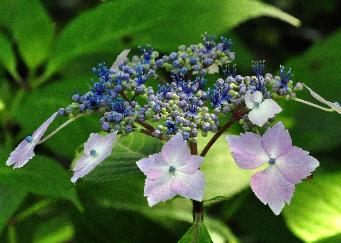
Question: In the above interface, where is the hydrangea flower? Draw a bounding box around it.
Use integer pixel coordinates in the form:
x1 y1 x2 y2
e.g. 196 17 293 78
245 90 282 127
304 84 341 114
6 112 57 168
226 122 319 215
136 133 205 206
71 132 117 183
111 49 130 70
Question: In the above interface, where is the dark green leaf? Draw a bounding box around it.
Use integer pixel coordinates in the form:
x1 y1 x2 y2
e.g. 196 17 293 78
44 0 299 78
0 0 54 70
0 185 27 233
0 156 81 209
178 220 213 243
281 29 341 152
0 32 18 79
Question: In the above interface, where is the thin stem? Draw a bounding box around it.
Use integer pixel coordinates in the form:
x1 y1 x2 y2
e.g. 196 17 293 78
200 115 238 157
37 113 86 145
292 97 333 112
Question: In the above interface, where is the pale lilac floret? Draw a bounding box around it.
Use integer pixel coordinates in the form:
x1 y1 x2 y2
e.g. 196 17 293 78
136 133 205 207
226 122 319 215
245 90 282 127
111 49 130 70
6 112 58 169
71 132 117 183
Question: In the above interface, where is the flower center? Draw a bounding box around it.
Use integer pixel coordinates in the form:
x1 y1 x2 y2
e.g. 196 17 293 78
269 158 276 165
25 136 33 143
90 149 97 157
253 101 260 108
168 165 176 173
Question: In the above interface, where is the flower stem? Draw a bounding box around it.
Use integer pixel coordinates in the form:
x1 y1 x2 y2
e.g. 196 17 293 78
37 113 86 145
189 142 204 222
292 97 334 112
200 114 238 157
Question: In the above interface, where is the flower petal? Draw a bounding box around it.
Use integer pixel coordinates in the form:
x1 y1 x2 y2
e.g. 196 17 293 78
304 84 341 114
261 122 292 158
276 146 319 184
206 63 219 74
248 99 282 127
172 171 205 202
6 140 35 168
251 90 263 104
177 155 204 174
226 133 268 169
32 112 58 142
71 155 100 183
111 49 130 70
144 175 176 207
245 91 254 109
84 132 117 161
136 153 169 179
251 165 295 215
161 133 191 166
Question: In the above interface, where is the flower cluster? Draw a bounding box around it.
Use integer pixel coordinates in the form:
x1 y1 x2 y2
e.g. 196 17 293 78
7 34 339 216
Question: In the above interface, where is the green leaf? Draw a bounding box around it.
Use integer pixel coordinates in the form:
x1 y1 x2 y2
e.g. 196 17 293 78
283 162 341 242
178 220 213 243
281 29 341 152
199 135 252 200
0 185 27 233
44 0 299 78
0 156 81 209
32 216 74 243
0 32 18 79
13 76 98 158
0 0 54 70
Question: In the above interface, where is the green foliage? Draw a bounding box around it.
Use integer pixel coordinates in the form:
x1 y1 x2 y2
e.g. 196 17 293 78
178 220 213 243
44 0 299 79
0 156 81 209
283 161 341 242
281 29 341 152
0 33 18 79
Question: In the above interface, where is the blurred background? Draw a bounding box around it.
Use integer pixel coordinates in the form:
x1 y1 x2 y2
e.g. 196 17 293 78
0 0 340 242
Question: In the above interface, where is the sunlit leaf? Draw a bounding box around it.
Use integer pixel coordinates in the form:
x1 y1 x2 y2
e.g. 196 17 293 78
178 220 213 243
283 162 341 242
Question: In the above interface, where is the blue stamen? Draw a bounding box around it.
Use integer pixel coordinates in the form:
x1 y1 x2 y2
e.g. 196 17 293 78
25 136 33 143
169 166 176 173
90 149 97 157
269 158 276 164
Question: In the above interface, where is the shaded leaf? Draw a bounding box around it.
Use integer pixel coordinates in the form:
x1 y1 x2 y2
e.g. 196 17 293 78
282 29 341 152
0 32 18 78
45 0 299 78
0 156 81 209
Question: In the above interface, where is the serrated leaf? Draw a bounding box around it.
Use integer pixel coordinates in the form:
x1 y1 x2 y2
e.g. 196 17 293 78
281 29 341 152
283 163 341 242
0 0 54 70
0 32 18 78
0 155 81 209
45 0 299 78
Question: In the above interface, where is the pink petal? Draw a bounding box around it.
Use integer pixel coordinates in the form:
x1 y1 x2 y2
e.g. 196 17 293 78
251 166 295 215
261 122 292 158
177 155 204 174
32 112 58 141
276 146 319 184
84 132 117 161
248 99 282 127
226 133 268 169
144 175 176 207
71 155 99 183
136 153 169 179
172 171 205 202
161 133 191 167
111 49 130 70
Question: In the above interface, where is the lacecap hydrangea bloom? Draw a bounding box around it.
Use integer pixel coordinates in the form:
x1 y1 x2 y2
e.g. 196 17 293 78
6 34 339 221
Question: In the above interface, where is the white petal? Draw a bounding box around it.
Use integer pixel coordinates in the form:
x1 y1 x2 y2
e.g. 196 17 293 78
32 112 58 142
161 133 191 167
206 64 219 74
172 171 205 202
144 174 176 207
111 49 130 70
248 99 282 127
245 91 254 109
251 91 263 104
